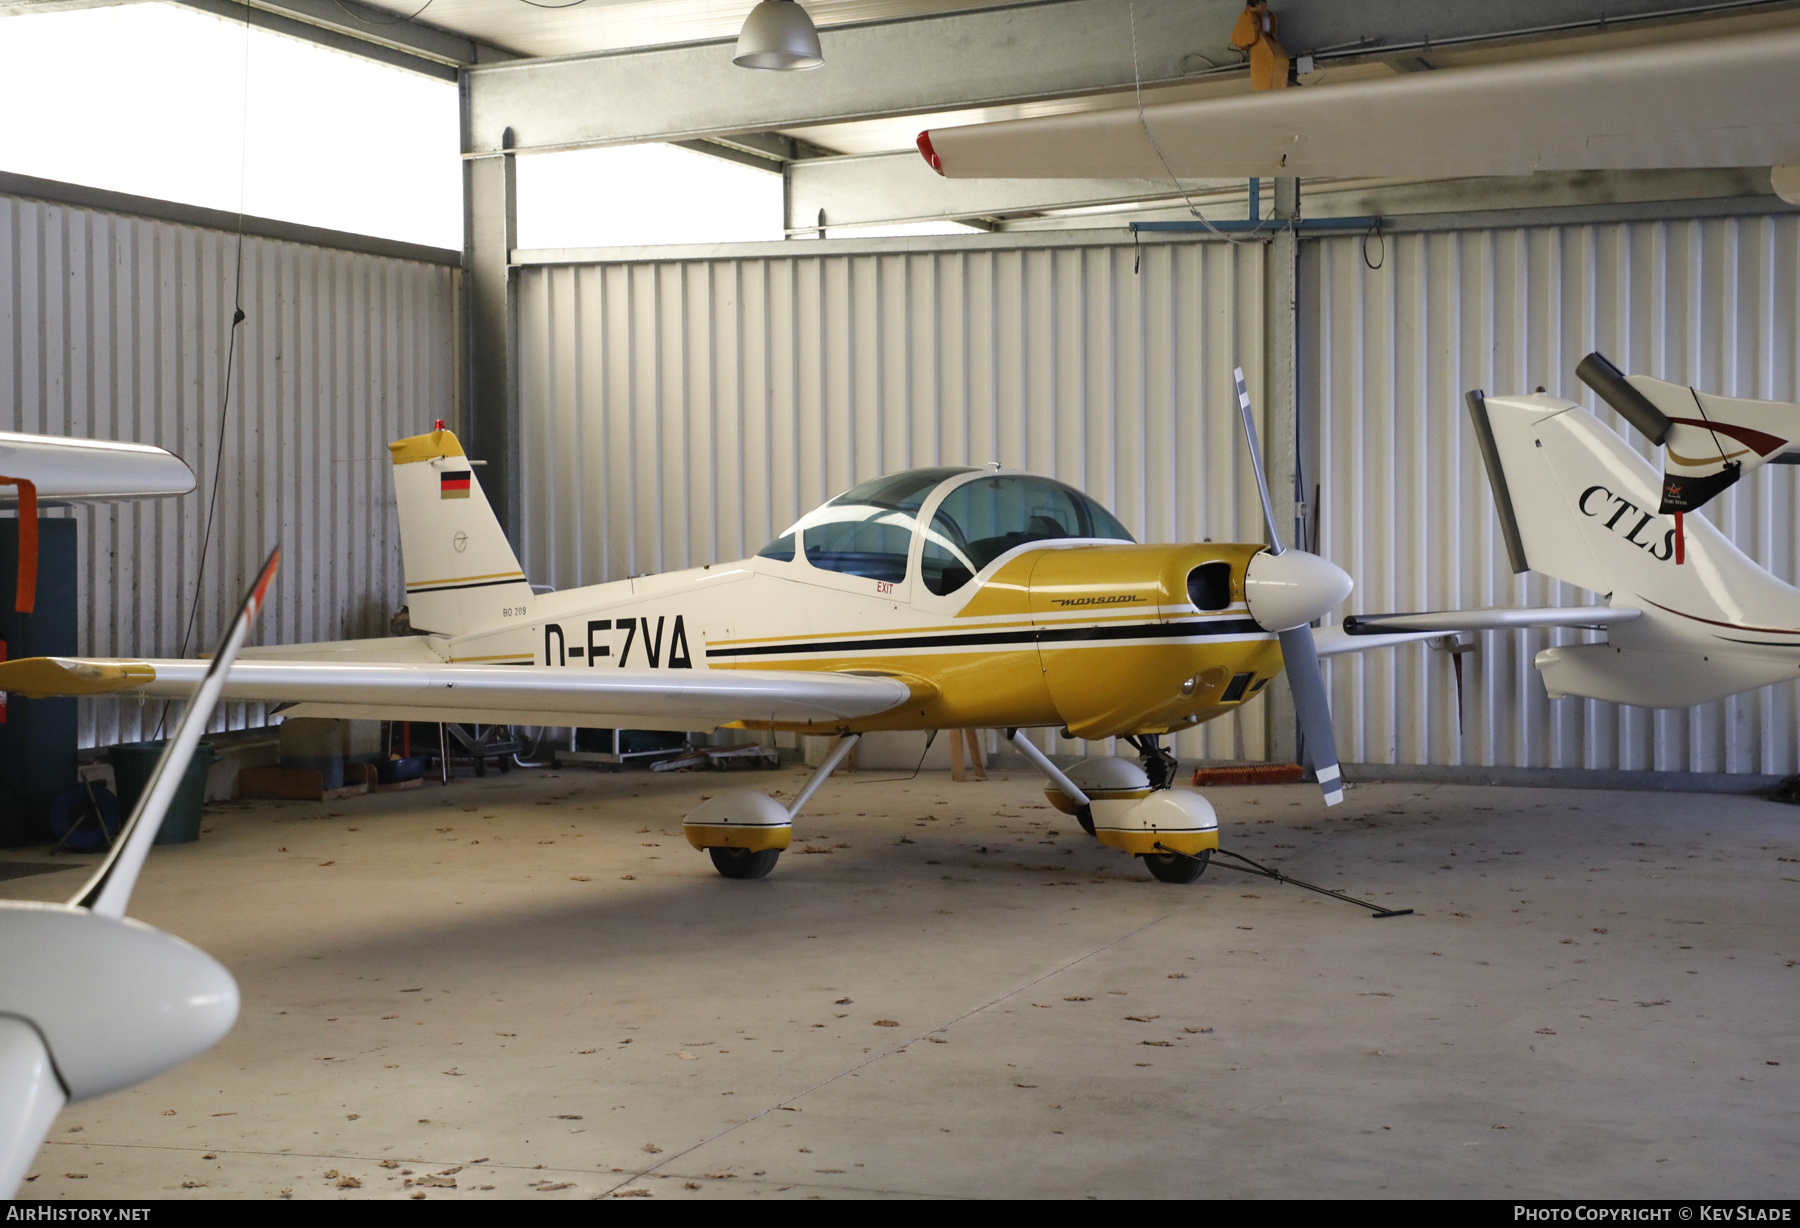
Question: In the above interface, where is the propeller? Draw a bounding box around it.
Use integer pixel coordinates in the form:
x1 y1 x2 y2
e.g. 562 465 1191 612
1232 367 1351 806
0 546 278 1196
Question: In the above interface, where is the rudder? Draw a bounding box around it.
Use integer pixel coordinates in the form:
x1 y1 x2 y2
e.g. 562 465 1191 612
389 427 532 637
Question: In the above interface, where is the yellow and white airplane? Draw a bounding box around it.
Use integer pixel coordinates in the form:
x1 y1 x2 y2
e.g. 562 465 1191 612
1 374 1388 885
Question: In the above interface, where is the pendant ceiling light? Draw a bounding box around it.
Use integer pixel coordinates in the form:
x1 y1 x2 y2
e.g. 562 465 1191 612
733 0 823 71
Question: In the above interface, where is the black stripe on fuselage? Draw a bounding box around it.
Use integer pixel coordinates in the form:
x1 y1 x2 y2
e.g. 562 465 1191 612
704 618 1268 660
406 577 528 594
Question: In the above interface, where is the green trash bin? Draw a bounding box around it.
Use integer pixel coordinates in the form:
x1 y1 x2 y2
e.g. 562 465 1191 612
108 740 221 845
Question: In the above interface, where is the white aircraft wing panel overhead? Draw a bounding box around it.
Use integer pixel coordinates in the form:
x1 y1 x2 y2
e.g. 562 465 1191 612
0 658 914 728
0 432 194 502
921 27 1800 181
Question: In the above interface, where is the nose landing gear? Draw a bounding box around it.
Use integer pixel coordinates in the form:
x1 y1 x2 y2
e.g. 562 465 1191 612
1123 733 1178 790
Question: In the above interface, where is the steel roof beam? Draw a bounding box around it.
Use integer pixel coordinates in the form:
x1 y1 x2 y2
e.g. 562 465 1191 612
164 0 516 73
464 0 1784 155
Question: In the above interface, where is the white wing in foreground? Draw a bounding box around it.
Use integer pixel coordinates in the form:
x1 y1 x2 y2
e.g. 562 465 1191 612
0 658 915 730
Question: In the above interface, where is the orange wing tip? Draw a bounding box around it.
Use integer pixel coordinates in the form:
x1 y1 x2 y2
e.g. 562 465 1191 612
0 657 156 698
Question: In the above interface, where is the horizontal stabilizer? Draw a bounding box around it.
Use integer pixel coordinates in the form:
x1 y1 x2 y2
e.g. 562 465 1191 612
1579 350 1800 514
1343 607 1642 635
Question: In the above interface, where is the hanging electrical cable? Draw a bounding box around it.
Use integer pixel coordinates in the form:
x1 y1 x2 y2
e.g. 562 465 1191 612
1127 0 1263 247
161 8 253 737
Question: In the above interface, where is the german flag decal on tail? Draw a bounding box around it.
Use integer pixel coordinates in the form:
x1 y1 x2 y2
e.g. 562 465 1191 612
440 469 472 499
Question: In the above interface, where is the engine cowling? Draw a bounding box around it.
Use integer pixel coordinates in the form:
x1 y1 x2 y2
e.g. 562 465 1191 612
1027 543 1281 739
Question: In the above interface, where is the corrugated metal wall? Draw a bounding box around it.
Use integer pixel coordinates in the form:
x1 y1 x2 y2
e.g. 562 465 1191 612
1312 217 1800 775
517 241 1269 760
0 192 459 746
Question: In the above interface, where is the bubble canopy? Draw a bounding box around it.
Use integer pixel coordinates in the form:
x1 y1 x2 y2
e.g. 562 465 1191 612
757 468 1134 595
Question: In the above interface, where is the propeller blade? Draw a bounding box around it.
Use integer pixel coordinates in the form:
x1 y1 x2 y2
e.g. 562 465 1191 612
1231 366 1343 806
1278 625 1344 807
74 546 280 918
1233 365 1285 555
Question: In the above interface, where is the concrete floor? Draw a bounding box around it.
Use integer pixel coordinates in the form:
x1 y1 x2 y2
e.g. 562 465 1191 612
5 763 1797 1200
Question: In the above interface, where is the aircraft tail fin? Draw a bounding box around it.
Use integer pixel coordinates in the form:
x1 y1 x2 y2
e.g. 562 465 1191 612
1577 350 1800 514
1467 390 1799 629
388 426 532 638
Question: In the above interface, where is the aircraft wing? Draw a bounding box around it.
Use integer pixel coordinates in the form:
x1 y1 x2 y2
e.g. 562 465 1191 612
1341 608 1643 636
0 656 916 731
1313 627 1444 657
0 431 194 502
918 26 1800 181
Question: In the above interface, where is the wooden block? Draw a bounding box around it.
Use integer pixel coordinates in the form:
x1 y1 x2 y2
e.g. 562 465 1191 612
1190 763 1306 787
963 729 987 780
238 766 327 800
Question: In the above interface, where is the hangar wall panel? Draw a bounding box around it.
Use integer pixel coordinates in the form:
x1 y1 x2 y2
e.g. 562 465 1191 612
517 241 1267 760
0 193 458 746
1312 217 1800 775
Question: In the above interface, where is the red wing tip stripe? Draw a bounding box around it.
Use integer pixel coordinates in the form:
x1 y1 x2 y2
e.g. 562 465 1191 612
248 549 280 616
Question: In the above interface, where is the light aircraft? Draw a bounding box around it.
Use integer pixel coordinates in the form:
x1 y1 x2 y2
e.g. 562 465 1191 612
0 549 274 1196
0 373 1404 886
1344 354 1800 709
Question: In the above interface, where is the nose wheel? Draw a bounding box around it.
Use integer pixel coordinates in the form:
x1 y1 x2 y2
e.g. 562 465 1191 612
1143 848 1210 883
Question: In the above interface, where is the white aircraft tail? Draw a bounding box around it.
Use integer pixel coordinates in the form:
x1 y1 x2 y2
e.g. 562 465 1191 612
1469 390 1800 634
1470 390 1800 705
388 426 532 637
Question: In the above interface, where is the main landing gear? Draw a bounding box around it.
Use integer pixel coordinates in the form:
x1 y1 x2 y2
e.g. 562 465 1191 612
681 734 862 880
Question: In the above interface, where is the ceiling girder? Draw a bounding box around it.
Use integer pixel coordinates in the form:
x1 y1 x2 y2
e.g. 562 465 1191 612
464 0 1780 156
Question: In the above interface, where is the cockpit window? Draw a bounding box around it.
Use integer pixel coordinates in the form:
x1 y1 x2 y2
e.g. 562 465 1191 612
757 467 974 582
922 475 1134 596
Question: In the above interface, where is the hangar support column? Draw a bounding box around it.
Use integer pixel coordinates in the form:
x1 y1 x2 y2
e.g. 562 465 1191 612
464 98 520 540
1264 177 1301 768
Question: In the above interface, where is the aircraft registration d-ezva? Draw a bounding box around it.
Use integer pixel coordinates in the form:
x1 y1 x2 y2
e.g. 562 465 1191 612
0 374 1402 885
